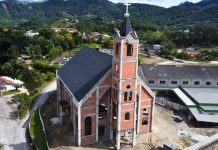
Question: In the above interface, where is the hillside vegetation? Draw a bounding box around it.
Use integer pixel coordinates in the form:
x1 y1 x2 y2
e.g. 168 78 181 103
0 0 218 26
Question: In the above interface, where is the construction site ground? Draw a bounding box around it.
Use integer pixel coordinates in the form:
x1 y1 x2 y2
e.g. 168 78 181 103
42 99 218 150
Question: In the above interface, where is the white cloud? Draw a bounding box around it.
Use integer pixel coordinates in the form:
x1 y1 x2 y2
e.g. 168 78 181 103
109 0 202 8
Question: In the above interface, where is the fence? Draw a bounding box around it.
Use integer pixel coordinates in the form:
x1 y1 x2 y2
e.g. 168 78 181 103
155 97 187 111
39 108 50 150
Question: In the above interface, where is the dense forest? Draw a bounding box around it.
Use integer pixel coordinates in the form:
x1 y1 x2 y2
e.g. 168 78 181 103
0 0 218 26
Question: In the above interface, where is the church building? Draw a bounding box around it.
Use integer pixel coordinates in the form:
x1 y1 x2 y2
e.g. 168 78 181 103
56 3 155 149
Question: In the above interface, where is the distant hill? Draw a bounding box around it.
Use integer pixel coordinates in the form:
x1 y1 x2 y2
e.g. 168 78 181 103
0 0 218 26
181 0 218 7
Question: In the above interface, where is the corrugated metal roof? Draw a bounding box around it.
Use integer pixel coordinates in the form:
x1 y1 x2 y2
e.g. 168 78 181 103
173 88 195 106
183 88 218 105
189 108 218 123
141 64 218 79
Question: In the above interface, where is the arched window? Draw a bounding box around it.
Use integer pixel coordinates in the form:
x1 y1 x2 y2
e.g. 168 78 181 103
125 112 130 120
143 108 147 112
85 116 92 136
127 44 133 56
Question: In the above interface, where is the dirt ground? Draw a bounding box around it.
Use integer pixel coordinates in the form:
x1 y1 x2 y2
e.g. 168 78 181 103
42 100 218 150
141 55 166 65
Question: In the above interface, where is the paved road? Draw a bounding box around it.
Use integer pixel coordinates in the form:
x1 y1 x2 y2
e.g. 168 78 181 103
0 97 27 150
0 81 57 150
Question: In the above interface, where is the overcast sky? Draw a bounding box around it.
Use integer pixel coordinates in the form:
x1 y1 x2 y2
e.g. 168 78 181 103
109 0 202 8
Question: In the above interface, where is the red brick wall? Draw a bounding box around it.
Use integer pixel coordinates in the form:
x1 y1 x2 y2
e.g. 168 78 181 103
139 86 153 134
81 115 96 146
120 110 134 130
121 63 137 79
81 93 97 145
80 73 112 146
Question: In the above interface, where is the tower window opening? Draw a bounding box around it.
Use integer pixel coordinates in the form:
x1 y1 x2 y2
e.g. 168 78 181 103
127 44 133 56
124 92 128 101
129 91 132 101
125 85 132 101
125 112 130 120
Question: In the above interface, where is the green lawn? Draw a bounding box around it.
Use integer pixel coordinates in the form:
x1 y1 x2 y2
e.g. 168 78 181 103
29 109 48 150
2 90 18 96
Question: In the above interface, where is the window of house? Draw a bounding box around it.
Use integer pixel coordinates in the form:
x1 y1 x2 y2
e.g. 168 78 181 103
206 82 211 86
183 81 189 85
171 81 177 85
85 117 92 136
127 44 133 56
194 81 200 85
160 81 166 84
125 112 130 120
116 43 119 55
148 80 154 84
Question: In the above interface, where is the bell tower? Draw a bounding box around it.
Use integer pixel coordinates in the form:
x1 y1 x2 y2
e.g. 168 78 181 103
111 1 139 149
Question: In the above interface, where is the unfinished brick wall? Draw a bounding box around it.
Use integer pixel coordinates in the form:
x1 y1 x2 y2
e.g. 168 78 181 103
81 92 97 146
139 86 153 133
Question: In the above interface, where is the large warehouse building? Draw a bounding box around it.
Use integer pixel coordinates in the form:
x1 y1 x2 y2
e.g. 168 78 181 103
139 64 218 124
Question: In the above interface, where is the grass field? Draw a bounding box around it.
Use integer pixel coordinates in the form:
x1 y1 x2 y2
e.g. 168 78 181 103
2 90 18 96
29 109 48 150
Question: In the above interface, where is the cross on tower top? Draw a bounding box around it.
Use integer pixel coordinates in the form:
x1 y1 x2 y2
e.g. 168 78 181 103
124 0 131 17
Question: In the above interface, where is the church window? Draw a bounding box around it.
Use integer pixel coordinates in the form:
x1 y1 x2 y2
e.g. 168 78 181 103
125 112 130 120
114 84 118 100
124 85 132 101
142 112 148 126
116 43 119 55
124 92 128 101
127 44 133 56
85 116 92 136
129 91 132 101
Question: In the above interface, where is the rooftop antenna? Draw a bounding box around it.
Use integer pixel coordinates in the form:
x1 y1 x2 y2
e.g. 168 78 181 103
124 0 131 17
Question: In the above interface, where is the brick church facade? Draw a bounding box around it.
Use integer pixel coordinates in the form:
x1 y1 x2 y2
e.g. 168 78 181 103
56 4 155 149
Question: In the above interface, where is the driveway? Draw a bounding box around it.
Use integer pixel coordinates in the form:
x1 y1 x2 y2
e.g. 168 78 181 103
0 97 27 150
0 80 57 150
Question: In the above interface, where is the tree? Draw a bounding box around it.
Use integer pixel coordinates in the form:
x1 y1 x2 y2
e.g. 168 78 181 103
48 46 63 60
0 143 3 150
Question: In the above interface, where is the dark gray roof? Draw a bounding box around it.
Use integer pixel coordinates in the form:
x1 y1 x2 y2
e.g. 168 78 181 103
140 64 218 79
57 48 112 102
120 16 133 37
